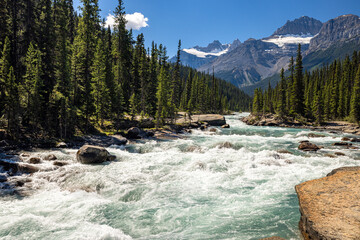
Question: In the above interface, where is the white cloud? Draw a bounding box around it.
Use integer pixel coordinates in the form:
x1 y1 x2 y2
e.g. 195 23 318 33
105 12 149 31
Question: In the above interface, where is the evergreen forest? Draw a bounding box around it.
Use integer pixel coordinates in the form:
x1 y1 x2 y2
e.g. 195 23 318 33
252 44 360 125
0 0 252 139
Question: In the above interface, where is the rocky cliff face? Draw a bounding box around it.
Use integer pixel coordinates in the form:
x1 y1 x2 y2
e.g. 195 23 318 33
272 16 323 36
308 14 360 53
295 166 360 240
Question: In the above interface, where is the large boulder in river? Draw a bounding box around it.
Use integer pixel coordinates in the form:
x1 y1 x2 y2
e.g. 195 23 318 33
298 141 320 151
296 167 360 239
76 145 116 164
193 114 226 126
127 127 141 139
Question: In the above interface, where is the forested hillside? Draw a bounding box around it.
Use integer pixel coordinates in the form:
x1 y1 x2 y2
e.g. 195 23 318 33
252 44 360 125
0 0 251 139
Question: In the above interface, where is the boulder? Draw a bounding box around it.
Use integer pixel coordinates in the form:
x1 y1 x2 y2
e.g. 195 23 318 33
127 127 141 139
259 237 286 240
334 152 345 156
53 161 68 167
44 154 57 161
194 114 226 126
350 137 360 142
342 137 351 141
218 142 233 149
28 157 41 164
324 153 336 158
308 133 325 138
76 145 115 164
277 149 293 154
296 167 360 239
200 125 207 130
221 124 230 128
298 142 320 151
56 142 68 148
332 142 352 147
209 128 217 133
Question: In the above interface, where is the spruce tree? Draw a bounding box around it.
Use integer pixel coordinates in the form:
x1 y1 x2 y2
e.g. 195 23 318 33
0 37 11 118
290 44 304 116
350 66 360 124
276 68 286 116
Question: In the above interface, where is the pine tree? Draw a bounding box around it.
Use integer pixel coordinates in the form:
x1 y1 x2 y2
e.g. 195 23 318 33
170 40 182 121
0 37 11 118
71 0 100 129
5 67 19 137
276 68 286 116
290 44 304 116
350 66 360 124
156 65 170 128
91 38 109 126
23 42 44 130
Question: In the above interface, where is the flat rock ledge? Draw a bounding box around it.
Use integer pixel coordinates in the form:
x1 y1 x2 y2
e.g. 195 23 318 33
295 166 360 240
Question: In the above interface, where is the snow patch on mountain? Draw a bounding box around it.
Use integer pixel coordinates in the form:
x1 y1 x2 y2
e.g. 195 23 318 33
183 48 229 58
262 34 314 47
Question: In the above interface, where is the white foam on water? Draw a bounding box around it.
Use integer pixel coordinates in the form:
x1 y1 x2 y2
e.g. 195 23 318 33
1 113 359 239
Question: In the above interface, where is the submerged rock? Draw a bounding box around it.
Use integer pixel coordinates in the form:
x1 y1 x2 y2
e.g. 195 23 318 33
308 133 325 138
334 152 345 156
298 142 320 151
350 137 360 142
342 137 351 141
209 128 217 132
221 124 230 128
332 142 352 147
53 161 68 167
76 145 115 164
28 157 41 164
296 167 360 239
218 142 233 149
277 149 293 154
44 154 57 161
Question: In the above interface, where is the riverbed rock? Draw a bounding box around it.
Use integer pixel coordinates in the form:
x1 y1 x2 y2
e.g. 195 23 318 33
324 153 336 158
277 149 293 154
259 237 286 240
350 137 360 142
296 167 360 239
342 137 351 141
127 127 141 139
208 128 217 133
53 161 68 167
76 145 114 164
218 142 233 149
332 142 352 147
298 142 320 151
190 114 226 126
56 142 68 148
221 124 230 128
308 133 325 138
44 154 57 161
28 157 41 164
334 152 345 156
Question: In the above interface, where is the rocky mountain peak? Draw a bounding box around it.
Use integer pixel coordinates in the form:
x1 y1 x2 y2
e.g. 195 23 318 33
272 16 323 36
194 40 227 53
308 14 360 52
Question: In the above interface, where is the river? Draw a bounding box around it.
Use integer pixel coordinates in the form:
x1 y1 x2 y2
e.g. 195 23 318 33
1 113 359 240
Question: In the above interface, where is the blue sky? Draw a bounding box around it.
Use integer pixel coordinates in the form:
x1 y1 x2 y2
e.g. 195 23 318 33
73 0 360 57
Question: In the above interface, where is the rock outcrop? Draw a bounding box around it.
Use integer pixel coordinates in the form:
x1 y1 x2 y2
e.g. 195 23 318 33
76 145 116 164
296 167 360 239
298 141 320 151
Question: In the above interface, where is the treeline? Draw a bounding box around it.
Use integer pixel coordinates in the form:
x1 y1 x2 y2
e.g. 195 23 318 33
0 0 251 139
252 44 360 125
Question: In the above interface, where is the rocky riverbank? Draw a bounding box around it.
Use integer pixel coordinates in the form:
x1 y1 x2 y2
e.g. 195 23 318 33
0 114 228 196
241 113 360 135
296 166 360 239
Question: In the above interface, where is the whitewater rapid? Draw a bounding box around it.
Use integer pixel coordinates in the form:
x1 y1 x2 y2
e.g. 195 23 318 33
1 113 359 240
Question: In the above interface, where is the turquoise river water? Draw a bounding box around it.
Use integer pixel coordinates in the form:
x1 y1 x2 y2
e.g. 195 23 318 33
0 113 359 240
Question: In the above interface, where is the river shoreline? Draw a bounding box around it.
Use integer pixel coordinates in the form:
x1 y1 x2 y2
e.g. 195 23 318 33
241 113 360 136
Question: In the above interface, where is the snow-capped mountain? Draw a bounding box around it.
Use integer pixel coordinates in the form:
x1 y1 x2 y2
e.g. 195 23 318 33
170 40 238 69
172 15 360 93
